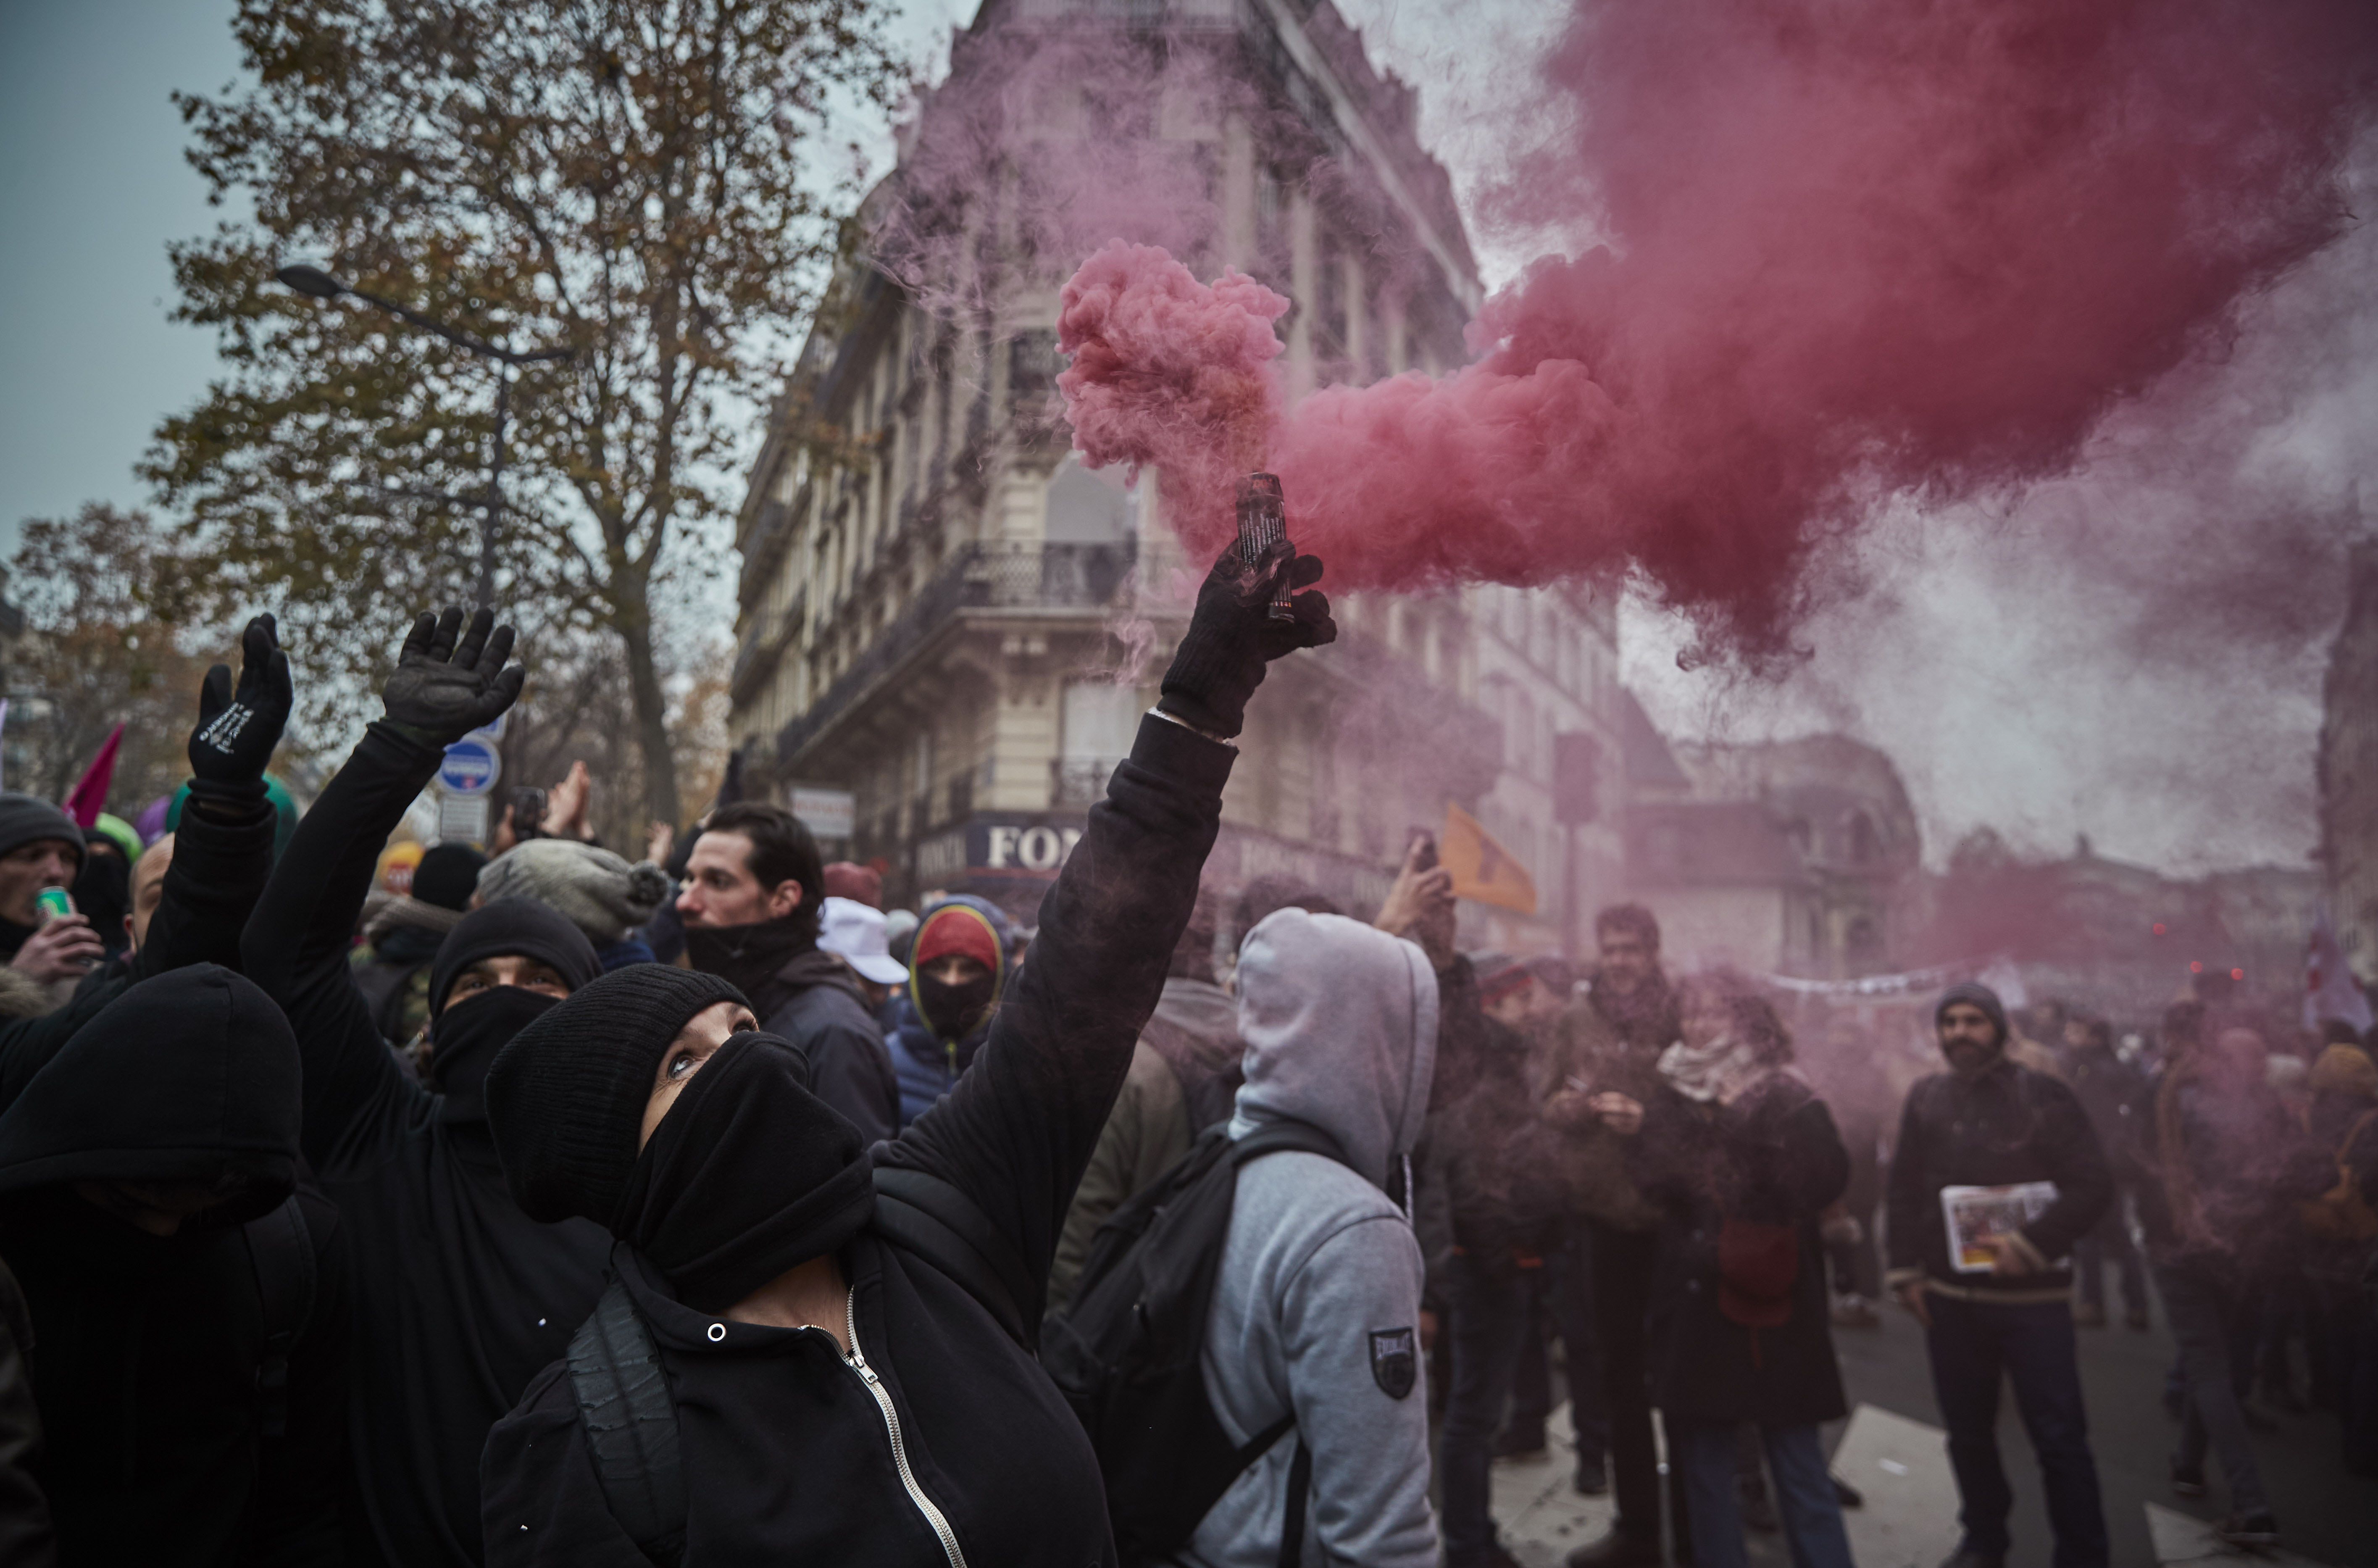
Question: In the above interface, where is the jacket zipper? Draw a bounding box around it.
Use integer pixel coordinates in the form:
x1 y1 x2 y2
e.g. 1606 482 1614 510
842 1287 970 1568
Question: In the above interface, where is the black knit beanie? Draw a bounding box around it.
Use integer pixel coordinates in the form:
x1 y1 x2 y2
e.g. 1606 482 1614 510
0 792 84 872
484 964 750 1225
1935 981 2010 1047
427 900 602 1022
413 843 487 912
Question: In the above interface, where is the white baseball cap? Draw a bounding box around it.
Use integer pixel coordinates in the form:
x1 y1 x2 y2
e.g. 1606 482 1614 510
818 895 909 986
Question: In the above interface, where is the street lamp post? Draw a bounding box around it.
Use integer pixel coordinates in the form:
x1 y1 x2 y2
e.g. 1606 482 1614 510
275 264 572 608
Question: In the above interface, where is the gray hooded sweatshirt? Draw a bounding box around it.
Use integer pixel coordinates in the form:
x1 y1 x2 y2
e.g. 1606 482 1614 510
1183 909 1441 1568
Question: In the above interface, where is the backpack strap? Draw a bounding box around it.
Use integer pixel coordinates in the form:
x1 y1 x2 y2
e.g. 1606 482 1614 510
1276 1439 1313 1568
242 1196 317 1441
567 1278 686 1568
871 1163 1039 1351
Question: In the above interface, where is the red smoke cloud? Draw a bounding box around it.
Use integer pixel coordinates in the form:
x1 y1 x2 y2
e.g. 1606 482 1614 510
1057 0 2378 654
1057 245 1290 540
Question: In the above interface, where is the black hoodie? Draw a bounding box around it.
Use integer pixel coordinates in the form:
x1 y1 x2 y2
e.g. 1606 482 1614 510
239 722 610 1568
481 713 1235 1567
0 966 347 1566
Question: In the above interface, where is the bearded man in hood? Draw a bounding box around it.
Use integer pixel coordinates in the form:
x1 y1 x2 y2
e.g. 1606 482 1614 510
675 800 901 1145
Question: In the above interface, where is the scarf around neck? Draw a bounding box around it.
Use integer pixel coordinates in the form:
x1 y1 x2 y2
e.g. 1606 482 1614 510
683 918 815 1005
1657 1034 1773 1107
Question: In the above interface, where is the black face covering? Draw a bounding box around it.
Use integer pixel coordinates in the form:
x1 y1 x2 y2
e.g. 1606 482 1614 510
683 919 813 1003
429 987 561 1123
917 971 997 1043
610 1031 875 1313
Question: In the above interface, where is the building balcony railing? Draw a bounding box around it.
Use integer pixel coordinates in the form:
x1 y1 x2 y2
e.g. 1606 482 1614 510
730 589 805 704
774 540 1137 769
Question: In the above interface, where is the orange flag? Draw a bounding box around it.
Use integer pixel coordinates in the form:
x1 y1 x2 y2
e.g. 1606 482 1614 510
1441 802 1537 916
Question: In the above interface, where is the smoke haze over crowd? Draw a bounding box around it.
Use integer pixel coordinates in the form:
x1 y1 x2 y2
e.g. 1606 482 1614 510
1039 0 2378 872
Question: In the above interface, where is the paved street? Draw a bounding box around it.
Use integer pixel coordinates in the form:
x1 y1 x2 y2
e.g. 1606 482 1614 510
1495 1305 2378 1568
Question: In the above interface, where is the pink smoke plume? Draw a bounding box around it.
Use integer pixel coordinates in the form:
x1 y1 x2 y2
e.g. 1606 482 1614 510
1055 0 2378 654
1057 245 1290 550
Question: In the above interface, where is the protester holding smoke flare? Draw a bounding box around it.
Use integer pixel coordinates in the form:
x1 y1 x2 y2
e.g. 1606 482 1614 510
237 608 616 1568
1586 975 1856 1568
476 542 1334 1564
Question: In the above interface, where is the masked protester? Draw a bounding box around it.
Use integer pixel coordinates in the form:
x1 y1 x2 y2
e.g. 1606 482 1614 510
479 539 1334 1566
238 607 613 1568
1884 982 2114 1568
677 801 902 1144
0 966 346 1566
888 895 1017 1127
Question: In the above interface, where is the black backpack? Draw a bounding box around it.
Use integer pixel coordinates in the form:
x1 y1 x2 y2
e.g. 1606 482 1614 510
242 1195 319 1441
1039 1118 1353 1567
563 1163 1029 1568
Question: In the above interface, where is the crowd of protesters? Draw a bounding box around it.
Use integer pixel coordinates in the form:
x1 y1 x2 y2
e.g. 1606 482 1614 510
0 544 2373 1568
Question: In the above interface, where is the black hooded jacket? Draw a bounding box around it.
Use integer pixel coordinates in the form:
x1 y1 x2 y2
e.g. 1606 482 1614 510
481 713 1235 1567
240 722 611 1568
0 966 346 1567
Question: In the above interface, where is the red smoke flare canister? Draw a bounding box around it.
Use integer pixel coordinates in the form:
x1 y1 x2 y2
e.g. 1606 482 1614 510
1234 472 1295 621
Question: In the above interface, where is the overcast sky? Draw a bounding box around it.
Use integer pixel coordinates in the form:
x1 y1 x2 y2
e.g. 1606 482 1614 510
3 0 2366 877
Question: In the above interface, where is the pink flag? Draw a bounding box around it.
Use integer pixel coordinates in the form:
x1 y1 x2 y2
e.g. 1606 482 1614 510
63 724 125 829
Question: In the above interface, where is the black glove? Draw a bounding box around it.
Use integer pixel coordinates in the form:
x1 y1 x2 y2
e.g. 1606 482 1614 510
379 606 525 747
1157 544 1336 739
187 614 294 804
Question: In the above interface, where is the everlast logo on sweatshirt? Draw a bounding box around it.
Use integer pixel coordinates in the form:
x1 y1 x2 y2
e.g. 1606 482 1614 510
1369 1327 1417 1399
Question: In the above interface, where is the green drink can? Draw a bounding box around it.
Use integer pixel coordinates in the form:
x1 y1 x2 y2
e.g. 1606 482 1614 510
34 887 72 924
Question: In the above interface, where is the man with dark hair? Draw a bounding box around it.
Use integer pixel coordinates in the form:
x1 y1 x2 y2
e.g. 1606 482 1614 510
676 800 900 1144
1549 904 1683 1568
1887 982 2113 1568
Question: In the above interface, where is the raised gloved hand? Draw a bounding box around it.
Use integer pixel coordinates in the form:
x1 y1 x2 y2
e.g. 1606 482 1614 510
1157 543 1336 740
379 606 525 747
187 614 294 804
